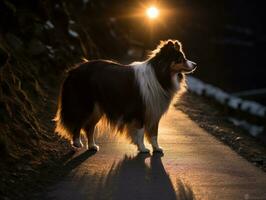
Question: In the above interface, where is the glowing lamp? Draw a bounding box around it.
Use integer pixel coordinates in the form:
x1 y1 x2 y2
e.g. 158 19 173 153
146 6 159 19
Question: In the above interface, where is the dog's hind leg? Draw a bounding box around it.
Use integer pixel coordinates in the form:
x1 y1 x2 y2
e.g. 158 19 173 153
72 127 83 148
83 104 102 151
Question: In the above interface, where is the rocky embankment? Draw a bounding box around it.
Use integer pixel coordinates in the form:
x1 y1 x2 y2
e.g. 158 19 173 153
0 1 127 199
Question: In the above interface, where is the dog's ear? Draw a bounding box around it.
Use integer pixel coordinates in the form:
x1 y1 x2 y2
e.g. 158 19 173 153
156 40 179 57
160 40 175 53
165 40 175 48
174 41 181 51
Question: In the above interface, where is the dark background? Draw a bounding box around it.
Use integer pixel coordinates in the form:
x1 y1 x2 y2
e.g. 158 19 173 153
2 0 265 99
103 0 266 104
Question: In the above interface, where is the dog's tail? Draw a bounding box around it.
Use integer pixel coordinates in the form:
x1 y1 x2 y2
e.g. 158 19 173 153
54 76 74 141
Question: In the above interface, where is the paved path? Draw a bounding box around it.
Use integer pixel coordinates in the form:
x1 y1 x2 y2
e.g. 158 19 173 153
44 107 266 200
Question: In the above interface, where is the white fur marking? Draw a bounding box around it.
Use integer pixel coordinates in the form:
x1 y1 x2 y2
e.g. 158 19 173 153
86 131 99 151
132 62 177 126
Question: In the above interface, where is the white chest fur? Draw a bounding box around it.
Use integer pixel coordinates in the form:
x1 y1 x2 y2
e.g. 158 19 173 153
132 62 179 126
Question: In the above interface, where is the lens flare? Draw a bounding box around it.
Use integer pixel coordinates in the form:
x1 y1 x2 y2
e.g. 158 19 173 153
146 6 159 19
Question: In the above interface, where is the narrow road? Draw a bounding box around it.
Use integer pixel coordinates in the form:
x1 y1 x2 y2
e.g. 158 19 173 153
44 107 266 200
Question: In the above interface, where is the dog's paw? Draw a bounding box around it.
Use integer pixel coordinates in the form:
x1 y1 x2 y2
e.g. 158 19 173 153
88 144 99 151
72 139 83 148
138 147 150 153
153 147 164 153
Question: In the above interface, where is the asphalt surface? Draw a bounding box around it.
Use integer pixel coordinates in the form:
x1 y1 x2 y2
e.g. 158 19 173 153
44 107 266 200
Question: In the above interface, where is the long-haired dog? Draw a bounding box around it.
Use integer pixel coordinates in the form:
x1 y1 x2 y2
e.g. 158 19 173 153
54 40 196 153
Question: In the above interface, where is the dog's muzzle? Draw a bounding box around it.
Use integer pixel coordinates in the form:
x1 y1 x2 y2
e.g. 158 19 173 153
171 60 197 73
184 60 197 73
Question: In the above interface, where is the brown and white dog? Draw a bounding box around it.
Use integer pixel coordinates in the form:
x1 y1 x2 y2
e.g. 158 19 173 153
54 40 196 153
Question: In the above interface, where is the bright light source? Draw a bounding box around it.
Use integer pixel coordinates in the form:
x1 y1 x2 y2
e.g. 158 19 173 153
146 6 159 19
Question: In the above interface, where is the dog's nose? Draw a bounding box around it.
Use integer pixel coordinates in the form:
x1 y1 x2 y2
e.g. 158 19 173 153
191 61 197 67
186 60 197 70
191 61 197 70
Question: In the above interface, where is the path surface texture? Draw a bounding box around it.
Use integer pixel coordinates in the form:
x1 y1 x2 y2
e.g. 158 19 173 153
44 107 266 200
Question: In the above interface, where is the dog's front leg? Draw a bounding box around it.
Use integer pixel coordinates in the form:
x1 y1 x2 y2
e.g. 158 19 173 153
146 122 163 153
86 130 99 151
84 125 99 151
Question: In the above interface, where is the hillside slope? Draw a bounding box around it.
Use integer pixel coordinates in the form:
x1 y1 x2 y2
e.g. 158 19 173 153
0 1 127 198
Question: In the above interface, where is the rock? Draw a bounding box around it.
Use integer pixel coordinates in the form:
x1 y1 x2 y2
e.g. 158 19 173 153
44 20 55 30
68 29 79 38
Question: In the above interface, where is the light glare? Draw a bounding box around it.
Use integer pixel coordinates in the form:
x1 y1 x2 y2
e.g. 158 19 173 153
146 6 159 19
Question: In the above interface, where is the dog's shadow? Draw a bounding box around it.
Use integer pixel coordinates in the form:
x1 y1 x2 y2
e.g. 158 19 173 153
92 153 196 200
49 151 196 200
62 150 97 171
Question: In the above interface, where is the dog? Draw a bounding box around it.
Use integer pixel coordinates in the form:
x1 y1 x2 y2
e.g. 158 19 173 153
54 40 196 153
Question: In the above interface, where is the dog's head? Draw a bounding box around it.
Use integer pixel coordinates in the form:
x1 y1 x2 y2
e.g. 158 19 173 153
154 40 197 74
